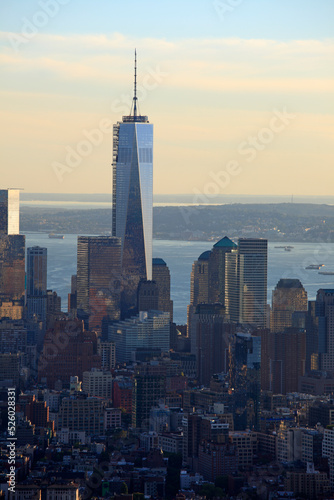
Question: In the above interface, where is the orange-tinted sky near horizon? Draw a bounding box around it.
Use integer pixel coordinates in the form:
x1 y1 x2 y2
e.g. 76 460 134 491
0 2 333 196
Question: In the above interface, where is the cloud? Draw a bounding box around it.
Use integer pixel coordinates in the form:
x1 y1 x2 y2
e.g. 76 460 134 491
1 33 333 96
0 32 333 194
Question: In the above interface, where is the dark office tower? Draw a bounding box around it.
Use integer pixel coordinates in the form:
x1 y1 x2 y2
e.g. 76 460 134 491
0 189 25 319
137 279 159 312
187 250 211 336
271 279 308 332
260 328 306 394
316 289 334 371
229 332 261 430
208 236 237 304
0 236 25 302
190 303 228 386
225 248 239 321
258 329 271 391
68 274 77 316
26 247 47 322
71 274 77 293
226 238 268 328
152 258 173 321
46 290 62 329
0 319 27 354
0 353 20 387
190 250 211 307
132 363 166 429
282 328 306 394
306 301 319 372
291 310 307 329
38 319 101 389
77 236 122 331
112 52 153 317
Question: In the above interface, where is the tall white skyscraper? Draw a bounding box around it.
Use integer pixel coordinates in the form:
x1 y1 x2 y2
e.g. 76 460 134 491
112 52 153 315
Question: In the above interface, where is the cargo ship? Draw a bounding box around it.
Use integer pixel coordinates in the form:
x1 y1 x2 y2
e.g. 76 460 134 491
48 233 64 239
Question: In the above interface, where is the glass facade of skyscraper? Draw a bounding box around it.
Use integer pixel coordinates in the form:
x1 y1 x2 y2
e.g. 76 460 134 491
0 189 25 320
0 189 20 235
238 238 268 327
229 332 261 430
109 310 170 364
225 238 268 328
77 236 122 330
112 94 153 317
27 246 47 322
112 120 153 280
0 235 25 301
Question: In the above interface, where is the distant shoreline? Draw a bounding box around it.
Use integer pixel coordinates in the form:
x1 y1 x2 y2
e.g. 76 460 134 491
20 203 334 243
20 193 334 206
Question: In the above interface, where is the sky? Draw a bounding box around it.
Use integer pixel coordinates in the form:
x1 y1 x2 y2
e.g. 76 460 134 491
0 0 333 196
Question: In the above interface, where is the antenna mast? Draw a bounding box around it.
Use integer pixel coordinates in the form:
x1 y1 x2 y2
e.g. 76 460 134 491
133 49 137 117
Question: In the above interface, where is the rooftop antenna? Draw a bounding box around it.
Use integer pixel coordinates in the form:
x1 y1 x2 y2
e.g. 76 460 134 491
133 49 138 117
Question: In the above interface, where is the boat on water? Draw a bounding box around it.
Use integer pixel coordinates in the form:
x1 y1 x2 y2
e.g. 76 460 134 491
319 271 334 275
275 246 294 251
48 233 64 239
306 264 324 270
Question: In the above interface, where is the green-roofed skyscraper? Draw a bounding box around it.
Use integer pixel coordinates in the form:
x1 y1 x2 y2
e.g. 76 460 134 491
187 236 237 335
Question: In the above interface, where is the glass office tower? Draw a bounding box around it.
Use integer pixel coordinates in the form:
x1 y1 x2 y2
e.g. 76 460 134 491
27 246 47 322
0 189 20 235
225 238 268 328
77 236 122 331
238 238 268 327
112 52 153 316
0 189 25 319
229 332 261 430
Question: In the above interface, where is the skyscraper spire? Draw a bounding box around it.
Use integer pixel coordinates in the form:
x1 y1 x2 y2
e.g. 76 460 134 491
133 49 137 117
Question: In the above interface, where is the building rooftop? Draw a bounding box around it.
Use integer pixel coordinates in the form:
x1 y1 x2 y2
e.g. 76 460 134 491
276 279 304 289
122 115 149 123
153 258 166 266
213 236 237 249
198 250 212 261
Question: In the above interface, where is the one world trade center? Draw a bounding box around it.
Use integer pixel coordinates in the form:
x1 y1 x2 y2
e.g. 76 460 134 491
112 51 153 316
